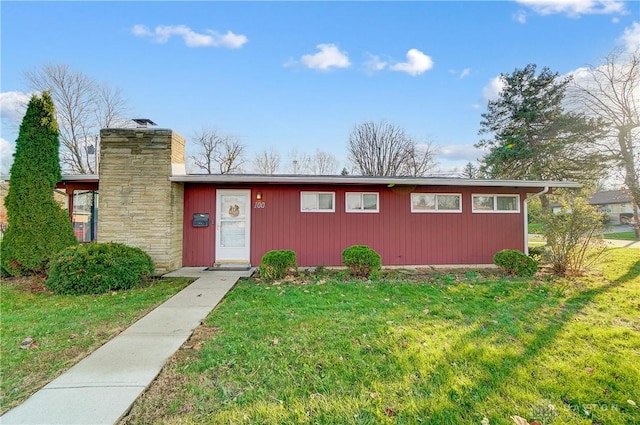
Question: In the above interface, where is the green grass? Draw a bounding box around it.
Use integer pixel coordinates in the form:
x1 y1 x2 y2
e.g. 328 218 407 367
123 249 640 425
528 222 544 234
605 231 638 241
0 277 192 413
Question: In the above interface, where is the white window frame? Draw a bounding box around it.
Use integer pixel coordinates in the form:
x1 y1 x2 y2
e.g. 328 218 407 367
411 193 462 213
345 192 379 213
300 191 335 213
472 194 520 213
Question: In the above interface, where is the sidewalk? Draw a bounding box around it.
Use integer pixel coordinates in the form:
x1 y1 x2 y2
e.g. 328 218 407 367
604 238 640 248
529 235 640 249
0 268 254 425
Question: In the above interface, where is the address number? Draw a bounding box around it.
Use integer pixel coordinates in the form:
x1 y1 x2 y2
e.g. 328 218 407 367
254 202 266 209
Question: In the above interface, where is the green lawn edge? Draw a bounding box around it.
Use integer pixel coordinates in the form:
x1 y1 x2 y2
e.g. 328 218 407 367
0 277 193 413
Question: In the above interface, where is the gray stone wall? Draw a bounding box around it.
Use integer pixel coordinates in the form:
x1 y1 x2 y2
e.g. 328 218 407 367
98 128 185 273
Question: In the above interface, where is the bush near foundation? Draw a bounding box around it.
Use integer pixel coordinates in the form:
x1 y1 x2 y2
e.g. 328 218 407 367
259 250 297 281
46 243 155 295
493 249 538 277
342 245 381 279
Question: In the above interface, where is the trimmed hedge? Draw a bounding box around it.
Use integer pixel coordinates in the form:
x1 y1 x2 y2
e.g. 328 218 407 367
259 249 297 281
45 243 155 295
493 249 538 277
342 245 381 279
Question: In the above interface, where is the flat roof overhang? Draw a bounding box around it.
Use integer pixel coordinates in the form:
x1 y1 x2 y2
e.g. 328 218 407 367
57 174 100 191
168 174 582 189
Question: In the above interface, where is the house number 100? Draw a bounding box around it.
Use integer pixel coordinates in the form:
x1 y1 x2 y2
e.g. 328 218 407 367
254 202 266 209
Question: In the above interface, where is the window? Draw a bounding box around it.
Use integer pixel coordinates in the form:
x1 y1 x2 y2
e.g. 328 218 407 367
72 190 99 242
346 192 379 213
411 193 462 213
472 194 520 213
301 191 335 212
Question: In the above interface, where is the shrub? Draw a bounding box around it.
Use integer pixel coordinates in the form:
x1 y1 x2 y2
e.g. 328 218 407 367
527 246 547 263
493 249 538 277
259 250 297 281
45 243 155 295
342 245 381 279
541 194 606 276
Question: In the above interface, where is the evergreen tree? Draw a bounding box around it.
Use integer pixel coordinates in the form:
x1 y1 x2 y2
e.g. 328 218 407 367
460 162 480 179
1 92 77 276
476 64 607 208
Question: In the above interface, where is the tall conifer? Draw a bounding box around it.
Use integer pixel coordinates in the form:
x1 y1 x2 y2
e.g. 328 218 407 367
1 92 77 276
476 65 607 191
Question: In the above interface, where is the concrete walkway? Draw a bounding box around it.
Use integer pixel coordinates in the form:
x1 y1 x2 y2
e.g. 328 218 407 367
529 235 640 249
1 268 253 425
604 238 640 249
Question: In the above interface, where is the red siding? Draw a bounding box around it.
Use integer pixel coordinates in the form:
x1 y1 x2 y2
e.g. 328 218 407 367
182 186 216 266
183 184 532 267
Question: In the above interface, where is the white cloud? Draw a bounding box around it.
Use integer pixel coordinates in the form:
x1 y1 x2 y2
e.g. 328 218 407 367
390 49 434 76
364 53 388 73
0 91 30 122
301 44 351 70
449 68 471 79
620 21 640 52
288 44 351 71
131 24 248 49
438 144 485 162
513 10 528 23
0 137 15 174
131 24 151 37
482 75 506 101
516 0 626 18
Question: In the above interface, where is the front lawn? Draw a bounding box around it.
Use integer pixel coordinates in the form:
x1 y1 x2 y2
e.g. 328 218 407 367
0 277 192 413
605 231 638 241
123 249 640 425
528 222 544 234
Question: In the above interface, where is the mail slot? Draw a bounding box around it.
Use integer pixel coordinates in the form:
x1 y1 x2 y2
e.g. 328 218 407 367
192 213 210 227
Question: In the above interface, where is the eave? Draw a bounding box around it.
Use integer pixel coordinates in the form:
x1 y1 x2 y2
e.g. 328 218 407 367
167 174 581 189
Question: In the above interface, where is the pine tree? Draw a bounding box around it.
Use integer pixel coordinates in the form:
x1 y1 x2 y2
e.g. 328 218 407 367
476 64 607 194
1 92 78 276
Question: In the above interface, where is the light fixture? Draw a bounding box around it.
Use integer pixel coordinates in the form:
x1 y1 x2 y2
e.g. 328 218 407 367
256 191 262 200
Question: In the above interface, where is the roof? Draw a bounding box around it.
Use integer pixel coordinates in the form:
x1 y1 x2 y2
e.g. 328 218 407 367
59 174 100 182
167 173 581 189
589 190 633 205
59 173 581 189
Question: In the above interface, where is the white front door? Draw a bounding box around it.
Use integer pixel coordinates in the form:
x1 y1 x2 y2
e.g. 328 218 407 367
215 189 251 265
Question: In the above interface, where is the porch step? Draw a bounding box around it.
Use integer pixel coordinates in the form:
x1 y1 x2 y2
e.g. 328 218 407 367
209 262 252 271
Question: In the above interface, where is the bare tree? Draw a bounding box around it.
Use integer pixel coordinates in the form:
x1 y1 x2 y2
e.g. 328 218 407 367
347 120 438 176
215 136 246 174
288 149 311 174
569 49 640 237
24 64 130 174
308 149 339 175
189 128 246 174
253 148 281 174
403 143 438 177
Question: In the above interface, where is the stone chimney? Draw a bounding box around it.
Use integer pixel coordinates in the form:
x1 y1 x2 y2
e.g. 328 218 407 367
98 128 185 273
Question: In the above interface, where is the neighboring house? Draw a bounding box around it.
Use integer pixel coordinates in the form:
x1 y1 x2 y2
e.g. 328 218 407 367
57 128 580 273
589 190 639 224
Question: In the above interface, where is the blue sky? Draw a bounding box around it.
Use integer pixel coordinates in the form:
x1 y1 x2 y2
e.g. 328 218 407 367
1 0 639 175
